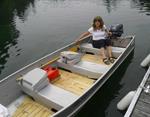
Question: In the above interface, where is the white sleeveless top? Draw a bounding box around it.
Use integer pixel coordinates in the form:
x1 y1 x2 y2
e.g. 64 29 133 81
88 25 107 40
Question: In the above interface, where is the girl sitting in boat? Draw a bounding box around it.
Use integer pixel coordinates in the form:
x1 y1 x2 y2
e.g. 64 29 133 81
76 16 114 65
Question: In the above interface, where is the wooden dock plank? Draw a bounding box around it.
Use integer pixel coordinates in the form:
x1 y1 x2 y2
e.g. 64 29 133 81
135 100 150 115
139 92 150 105
132 108 150 117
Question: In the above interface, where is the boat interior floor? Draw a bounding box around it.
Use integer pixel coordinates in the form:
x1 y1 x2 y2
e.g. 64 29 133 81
8 95 55 117
52 69 96 96
82 54 112 65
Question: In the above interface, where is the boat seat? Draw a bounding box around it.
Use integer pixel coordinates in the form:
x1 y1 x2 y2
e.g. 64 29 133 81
35 84 78 110
80 43 125 58
20 68 78 111
57 59 110 79
21 68 49 91
21 83 78 111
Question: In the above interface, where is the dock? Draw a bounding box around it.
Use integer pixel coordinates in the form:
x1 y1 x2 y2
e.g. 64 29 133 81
124 66 150 117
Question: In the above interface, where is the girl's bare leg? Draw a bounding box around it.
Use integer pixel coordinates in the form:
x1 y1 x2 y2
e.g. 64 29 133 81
100 47 107 59
106 46 115 63
106 46 113 58
100 47 110 65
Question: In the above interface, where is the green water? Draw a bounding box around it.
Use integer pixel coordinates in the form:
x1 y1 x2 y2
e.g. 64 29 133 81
0 0 150 116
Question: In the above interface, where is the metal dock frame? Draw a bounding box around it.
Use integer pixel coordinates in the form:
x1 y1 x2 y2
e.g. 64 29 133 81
124 66 150 117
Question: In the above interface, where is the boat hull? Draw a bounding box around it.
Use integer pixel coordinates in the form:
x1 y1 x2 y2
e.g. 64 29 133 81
0 36 135 117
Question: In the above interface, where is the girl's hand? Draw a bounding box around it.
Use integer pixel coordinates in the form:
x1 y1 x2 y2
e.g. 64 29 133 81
75 32 91 43
75 39 80 44
108 32 112 36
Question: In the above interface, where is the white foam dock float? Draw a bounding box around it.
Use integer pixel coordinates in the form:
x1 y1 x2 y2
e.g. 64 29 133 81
141 54 150 67
117 91 136 111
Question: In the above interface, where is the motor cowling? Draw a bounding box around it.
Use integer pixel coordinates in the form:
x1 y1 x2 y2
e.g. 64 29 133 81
109 24 123 37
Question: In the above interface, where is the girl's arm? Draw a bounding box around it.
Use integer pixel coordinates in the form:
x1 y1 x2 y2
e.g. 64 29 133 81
75 32 91 42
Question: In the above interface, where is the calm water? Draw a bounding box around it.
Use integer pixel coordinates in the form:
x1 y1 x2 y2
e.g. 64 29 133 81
0 0 150 116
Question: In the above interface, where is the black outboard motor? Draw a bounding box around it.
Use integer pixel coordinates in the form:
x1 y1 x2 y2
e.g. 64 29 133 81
109 24 123 37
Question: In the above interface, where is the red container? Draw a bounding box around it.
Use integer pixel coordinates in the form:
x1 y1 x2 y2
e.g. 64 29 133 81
43 66 60 81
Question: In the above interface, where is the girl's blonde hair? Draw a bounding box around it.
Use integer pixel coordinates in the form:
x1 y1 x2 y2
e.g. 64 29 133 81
92 16 104 31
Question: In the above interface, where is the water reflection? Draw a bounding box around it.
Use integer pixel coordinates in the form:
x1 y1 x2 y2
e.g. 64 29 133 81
14 0 35 21
131 0 150 15
0 0 35 74
102 0 150 15
102 0 120 13
76 51 134 117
